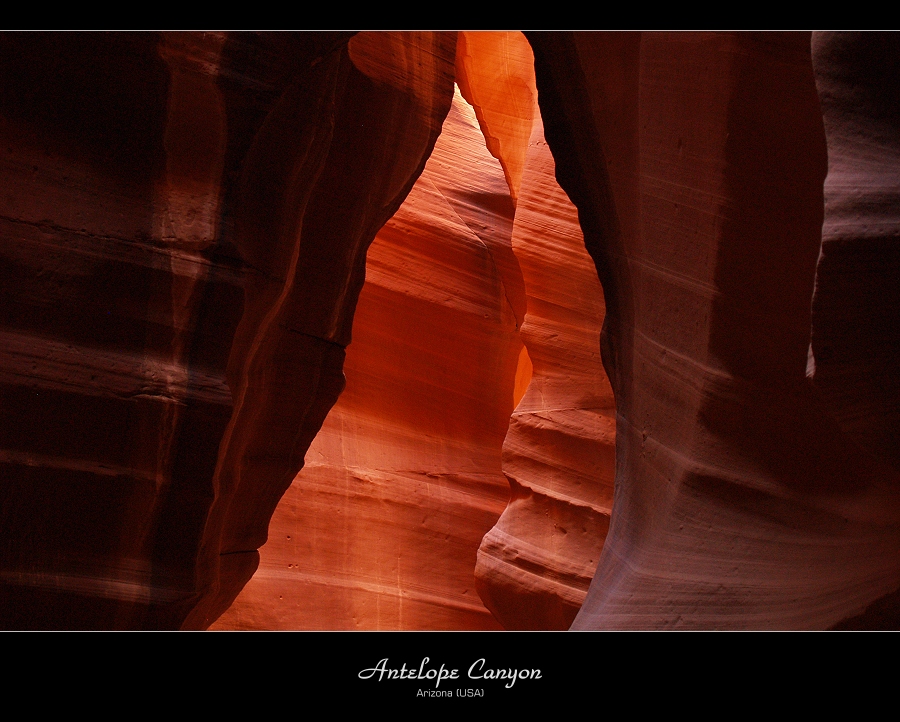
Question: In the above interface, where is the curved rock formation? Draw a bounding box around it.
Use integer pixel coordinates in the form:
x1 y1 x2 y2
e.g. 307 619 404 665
0 31 455 629
211 84 522 630
809 32 900 627
214 31 618 631
528 31 900 630
445 31 616 631
185 31 457 629
4 30 900 631
475 115 615 630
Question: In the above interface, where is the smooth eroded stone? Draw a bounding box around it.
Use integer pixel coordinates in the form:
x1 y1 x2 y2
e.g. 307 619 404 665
211 85 521 630
475 114 614 630
0 31 456 629
529 31 900 630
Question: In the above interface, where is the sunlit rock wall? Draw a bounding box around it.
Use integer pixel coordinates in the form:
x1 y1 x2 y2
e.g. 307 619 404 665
456 34 615 630
214 31 617 631
474 115 614 630
6 30 900 631
213 85 521 630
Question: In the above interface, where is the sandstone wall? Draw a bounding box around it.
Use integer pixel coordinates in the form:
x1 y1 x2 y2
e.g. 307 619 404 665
3 31 900 631
214 31 616 631
528 31 900 630
212 84 520 630
466 52 615 628
0 31 455 629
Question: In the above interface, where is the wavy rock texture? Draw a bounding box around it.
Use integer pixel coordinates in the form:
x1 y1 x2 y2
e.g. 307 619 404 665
0 31 455 629
185 31 457 629
475 118 614 630
214 31 616 631
455 32 536 208
458 34 614 628
212 85 522 630
5 30 900 631
528 31 900 630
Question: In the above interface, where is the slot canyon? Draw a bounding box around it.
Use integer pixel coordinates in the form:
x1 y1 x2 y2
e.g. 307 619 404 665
1 30 898 631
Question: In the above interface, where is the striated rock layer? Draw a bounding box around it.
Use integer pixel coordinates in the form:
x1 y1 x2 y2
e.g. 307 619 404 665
214 31 618 630
6 30 900 631
0 31 456 629
459 33 614 629
527 31 900 630
475 116 614 630
213 85 521 630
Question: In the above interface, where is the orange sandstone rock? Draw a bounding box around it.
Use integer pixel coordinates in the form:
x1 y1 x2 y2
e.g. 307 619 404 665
472 114 614 629
216 31 618 631
455 31 537 207
453 31 616 631
185 31 458 629
6 30 900 632
212 85 522 630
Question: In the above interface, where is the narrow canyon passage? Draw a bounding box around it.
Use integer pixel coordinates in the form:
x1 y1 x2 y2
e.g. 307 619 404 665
212 32 614 630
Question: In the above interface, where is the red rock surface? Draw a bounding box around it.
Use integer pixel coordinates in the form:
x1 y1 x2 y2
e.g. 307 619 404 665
214 31 617 631
455 32 536 207
808 32 900 627
470 93 615 628
185 31 458 629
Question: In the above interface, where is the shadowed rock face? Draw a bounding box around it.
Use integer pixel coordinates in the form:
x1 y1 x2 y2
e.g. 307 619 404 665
528 31 900 630
0 31 455 629
3 31 900 631
809 32 900 628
